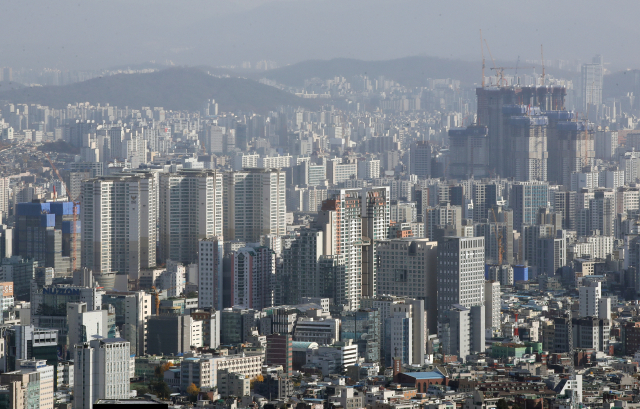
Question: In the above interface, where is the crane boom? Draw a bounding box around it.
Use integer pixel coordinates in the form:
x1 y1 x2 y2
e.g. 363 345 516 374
483 39 497 86
479 29 486 88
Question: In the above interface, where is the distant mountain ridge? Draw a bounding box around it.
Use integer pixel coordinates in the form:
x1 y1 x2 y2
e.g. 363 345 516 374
257 56 577 88
0 67 315 113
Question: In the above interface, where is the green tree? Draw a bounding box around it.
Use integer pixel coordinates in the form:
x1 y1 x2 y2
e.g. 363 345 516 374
497 399 510 409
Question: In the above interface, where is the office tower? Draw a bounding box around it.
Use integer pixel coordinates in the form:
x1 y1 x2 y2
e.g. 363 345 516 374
437 237 485 358
521 225 566 276
199 237 224 310
375 238 438 335
279 230 324 305
17 359 54 409
227 245 275 310
3 257 37 301
201 125 225 154
235 122 247 151
437 236 485 318
146 315 203 355
579 281 601 318
551 190 577 230
485 281 501 335
265 333 293 377
81 173 156 275
595 129 618 161
316 189 363 309
158 169 222 264
425 203 462 241
339 309 380 362
360 296 425 366
15 201 80 275
384 312 413 366
4 326 58 375
223 169 286 243
65 119 97 148
447 125 489 179
581 55 604 116
361 186 390 298
66 302 109 347
486 264 514 286
409 141 432 178
589 189 615 236
102 291 152 356
476 86 565 178
74 338 131 409
511 181 549 232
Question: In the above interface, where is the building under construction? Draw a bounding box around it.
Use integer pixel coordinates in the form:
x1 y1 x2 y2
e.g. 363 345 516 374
448 85 593 187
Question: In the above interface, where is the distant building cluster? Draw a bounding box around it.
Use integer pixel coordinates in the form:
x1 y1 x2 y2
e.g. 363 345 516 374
1 54 640 408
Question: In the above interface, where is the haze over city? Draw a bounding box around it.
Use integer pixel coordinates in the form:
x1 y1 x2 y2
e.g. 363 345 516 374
0 1 639 409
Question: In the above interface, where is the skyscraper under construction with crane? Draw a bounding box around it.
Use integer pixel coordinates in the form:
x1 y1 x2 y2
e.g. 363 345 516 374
449 75 594 185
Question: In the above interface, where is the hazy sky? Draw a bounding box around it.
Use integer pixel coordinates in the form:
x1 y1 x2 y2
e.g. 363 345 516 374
2 0 638 71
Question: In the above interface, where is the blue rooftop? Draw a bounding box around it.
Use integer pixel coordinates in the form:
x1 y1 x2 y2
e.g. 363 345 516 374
403 371 445 380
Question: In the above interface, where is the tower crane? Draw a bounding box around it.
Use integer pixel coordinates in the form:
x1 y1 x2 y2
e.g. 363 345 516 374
150 285 185 315
489 66 536 87
483 39 498 86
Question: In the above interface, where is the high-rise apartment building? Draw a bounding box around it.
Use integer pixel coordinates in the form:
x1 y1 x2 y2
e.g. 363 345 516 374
316 189 364 309
375 238 438 335
74 338 130 409
159 169 223 264
425 203 462 241
227 245 275 310
279 230 324 305
223 169 286 243
581 55 604 116
81 173 156 275
484 281 501 335
199 237 224 310
361 186 390 298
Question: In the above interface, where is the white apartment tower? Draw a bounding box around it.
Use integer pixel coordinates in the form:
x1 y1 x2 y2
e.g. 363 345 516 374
159 169 223 264
579 281 601 318
74 338 131 409
223 169 286 243
316 189 363 309
81 173 157 275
